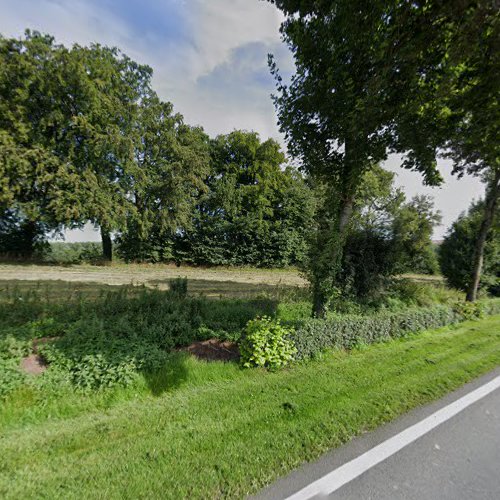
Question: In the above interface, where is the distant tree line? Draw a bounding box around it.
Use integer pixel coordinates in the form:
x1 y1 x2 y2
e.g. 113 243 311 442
0 30 441 274
0 32 310 266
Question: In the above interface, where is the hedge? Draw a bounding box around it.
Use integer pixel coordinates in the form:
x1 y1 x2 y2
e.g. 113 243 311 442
290 298 500 360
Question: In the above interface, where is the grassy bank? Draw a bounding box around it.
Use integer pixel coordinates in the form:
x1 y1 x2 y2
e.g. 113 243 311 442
1 315 499 499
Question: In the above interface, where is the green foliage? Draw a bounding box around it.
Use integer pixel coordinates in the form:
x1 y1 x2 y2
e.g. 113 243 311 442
309 167 441 306
44 242 104 264
0 210 51 259
0 358 25 399
1 315 500 498
239 316 296 370
451 301 484 322
39 320 168 391
169 277 188 299
177 132 315 267
440 200 499 295
268 0 447 314
0 283 279 395
0 332 30 398
0 32 150 244
290 299 500 360
116 96 211 263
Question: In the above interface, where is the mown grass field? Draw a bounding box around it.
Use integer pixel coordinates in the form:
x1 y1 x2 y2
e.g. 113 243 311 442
0 262 445 297
0 263 307 297
1 316 499 499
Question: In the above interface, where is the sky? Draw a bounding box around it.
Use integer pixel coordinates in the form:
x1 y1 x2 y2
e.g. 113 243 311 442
0 0 485 241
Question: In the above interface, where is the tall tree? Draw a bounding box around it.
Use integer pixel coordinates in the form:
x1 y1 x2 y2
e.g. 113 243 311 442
60 43 152 260
0 32 153 260
0 32 73 255
444 4 498 301
267 1 443 316
327 166 441 301
440 200 499 297
178 131 315 267
390 1 499 301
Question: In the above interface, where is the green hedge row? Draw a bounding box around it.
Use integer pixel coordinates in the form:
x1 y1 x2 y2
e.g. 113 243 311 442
290 299 500 360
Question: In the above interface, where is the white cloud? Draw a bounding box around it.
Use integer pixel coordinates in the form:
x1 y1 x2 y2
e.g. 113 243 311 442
0 0 131 50
184 0 283 80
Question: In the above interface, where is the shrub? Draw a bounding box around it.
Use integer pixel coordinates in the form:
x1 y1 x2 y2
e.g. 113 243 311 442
451 300 484 321
290 299 500 360
39 320 168 391
44 242 104 264
239 316 296 370
0 358 26 399
169 277 188 299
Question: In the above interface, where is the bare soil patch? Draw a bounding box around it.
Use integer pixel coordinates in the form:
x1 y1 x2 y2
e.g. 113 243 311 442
181 339 239 362
20 354 47 375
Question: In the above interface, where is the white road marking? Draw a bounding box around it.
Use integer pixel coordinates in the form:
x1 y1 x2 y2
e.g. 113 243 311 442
285 375 500 500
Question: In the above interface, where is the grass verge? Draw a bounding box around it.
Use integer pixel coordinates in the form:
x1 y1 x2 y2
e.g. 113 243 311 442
1 315 500 499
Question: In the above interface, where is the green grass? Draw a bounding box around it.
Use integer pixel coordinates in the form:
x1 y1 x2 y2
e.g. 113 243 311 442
1 316 499 499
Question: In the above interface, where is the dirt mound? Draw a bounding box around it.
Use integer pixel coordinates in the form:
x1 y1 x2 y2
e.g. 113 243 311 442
20 354 47 375
182 339 239 362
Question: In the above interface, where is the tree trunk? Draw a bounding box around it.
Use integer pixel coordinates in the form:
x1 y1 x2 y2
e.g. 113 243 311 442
466 170 500 302
100 227 113 262
312 196 354 318
20 220 38 259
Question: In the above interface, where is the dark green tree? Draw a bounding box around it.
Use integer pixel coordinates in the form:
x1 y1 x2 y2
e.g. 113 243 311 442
178 131 315 267
59 42 152 260
0 31 153 261
117 94 211 262
389 1 499 301
0 209 51 259
333 166 441 300
0 32 72 255
440 201 499 297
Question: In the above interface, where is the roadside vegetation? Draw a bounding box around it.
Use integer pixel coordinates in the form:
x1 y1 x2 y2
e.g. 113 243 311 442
1 274 499 401
1 314 499 498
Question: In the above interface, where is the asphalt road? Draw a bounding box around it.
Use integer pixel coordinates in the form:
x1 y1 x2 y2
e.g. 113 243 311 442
255 369 500 500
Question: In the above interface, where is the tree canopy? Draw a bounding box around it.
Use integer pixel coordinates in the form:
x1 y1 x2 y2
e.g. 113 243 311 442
268 0 499 311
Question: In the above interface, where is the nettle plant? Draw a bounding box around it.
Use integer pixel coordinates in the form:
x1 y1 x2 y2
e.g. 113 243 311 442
239 316 296 370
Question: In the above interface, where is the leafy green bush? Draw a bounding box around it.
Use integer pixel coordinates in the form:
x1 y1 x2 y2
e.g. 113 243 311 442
239 316 296 370
39 319 168 391
451 301 484 321
290 299 500 360
0 285 280 394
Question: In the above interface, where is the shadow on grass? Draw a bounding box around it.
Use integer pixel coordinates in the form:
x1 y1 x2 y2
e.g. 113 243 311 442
143 353 191 396
146 278 306 300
